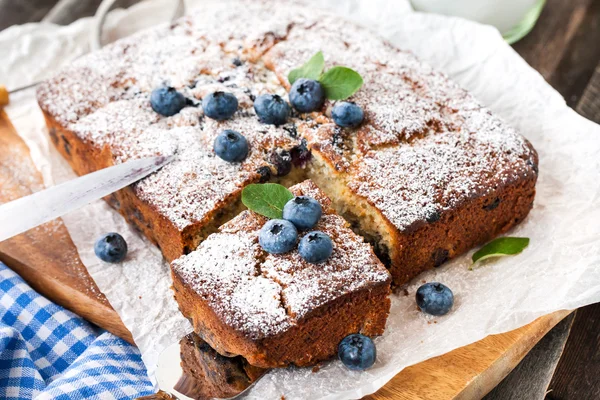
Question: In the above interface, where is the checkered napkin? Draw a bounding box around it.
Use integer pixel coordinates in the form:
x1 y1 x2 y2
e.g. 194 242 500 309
0 263 154 399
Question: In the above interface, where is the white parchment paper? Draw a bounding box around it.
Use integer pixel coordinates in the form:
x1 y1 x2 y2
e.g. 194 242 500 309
2 0 600 399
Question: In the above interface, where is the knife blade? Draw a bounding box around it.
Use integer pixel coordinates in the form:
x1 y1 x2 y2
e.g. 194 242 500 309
0 155 173 242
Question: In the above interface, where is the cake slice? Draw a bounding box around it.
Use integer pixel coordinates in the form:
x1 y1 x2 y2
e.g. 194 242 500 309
171 180 391 368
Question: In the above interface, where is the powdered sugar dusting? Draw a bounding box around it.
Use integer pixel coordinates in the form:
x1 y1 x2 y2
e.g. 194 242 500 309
172 231 293 338
37 0 536 243
348 108 536 231
172 181 390 339
263 8 537 231
261 213 391 320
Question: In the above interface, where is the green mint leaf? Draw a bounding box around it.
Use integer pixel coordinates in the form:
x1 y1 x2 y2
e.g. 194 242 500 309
242 183 293 219
471 237 530 268
319 66 363 100
288 51 325 85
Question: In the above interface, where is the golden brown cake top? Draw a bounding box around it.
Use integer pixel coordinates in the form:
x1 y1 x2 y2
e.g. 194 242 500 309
171 180 391 340
37 0 537 233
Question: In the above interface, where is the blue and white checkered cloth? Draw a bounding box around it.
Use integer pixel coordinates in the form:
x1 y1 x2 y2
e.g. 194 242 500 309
0 262 154 399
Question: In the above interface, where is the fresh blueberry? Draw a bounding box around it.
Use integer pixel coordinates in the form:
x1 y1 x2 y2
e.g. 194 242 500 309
338 334 377 371
416 282 454 316
202 91 238 120
150 86 186 117
331 102 364 128
254 94 291 125
289 78 325 113
259 219 298 254
214 130 249 162
283 196 322 230
298 231 333 264
94 233 128 263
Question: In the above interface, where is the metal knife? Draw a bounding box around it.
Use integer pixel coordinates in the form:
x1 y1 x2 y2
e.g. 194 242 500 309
0 155 173 242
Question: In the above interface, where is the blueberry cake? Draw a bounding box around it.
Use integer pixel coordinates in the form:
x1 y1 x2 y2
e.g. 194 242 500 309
37 0 537 287
171 180 392 368
263 16 538 284
37 0 537 372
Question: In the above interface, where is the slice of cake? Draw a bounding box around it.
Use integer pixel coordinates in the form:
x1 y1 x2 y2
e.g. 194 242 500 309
171 180 391 368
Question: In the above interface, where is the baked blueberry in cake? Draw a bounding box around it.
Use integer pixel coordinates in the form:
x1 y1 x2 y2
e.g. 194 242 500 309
171 180 391 368
37 1 537 292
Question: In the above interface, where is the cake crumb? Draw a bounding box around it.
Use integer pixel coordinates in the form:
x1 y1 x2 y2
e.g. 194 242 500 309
312 364 321 373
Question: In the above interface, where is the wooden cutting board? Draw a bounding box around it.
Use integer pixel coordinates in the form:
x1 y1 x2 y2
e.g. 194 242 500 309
0 109 569 399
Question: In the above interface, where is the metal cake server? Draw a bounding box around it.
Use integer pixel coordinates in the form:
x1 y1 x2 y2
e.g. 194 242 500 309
157 338 264 400
0 155 173 242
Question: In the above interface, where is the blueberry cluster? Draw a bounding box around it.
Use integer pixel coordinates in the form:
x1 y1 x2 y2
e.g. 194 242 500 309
150 71 365 169
258 196 333 264
257 76 364 127
288 78 364 129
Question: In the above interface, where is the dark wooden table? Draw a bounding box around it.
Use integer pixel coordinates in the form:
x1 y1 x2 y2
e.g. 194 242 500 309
1 0 599 399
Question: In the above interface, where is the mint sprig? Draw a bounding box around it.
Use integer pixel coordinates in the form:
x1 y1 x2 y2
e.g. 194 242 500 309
319 66 363 101
288 52 363 100
470 237 530 269
288 51 325 85
242 183 293 219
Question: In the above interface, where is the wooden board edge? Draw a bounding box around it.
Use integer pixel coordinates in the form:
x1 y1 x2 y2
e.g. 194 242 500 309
0 250 134 344
368 310 571 399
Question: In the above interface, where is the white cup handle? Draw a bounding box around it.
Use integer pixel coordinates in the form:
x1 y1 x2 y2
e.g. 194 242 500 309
90 0 186 51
